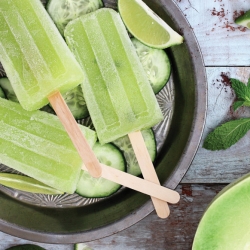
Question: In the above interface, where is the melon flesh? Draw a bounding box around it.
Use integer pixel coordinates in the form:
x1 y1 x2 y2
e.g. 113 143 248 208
192 173 250 250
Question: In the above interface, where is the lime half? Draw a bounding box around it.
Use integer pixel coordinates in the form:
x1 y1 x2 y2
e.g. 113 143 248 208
235 10 250 29
0 173 63 194
118 0 183 49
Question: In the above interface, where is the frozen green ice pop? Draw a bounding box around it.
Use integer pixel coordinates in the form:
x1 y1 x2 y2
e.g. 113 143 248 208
0 0 83 111
0 97 97 194
0 0 102 177
65 9 172 218
65 8 163 144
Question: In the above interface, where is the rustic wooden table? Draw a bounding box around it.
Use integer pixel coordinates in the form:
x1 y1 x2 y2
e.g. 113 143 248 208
1 0 250 249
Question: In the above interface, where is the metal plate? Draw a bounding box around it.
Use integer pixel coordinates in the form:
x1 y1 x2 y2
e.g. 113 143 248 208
0 0 207 243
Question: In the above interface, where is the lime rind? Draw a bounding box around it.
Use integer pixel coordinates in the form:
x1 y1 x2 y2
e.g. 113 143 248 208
235 10 250 29
118 0 183 49
0 173 63 194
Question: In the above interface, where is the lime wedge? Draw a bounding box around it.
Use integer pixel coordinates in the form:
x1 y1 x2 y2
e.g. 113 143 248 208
0 173 63 194
118 0 183 49
235 10 250 29
74 243 92 250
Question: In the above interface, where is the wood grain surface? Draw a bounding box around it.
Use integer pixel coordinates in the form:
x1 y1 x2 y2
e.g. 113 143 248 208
1 0 250 249
0 184 225 250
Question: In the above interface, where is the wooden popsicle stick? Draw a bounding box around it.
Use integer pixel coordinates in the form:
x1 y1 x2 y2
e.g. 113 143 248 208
81 163 180 204
48 91 102 178
128 131 174 218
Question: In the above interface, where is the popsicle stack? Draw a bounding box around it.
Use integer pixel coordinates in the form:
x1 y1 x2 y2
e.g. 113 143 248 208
65 8 170 217
0 1 180 218
0 98 179 202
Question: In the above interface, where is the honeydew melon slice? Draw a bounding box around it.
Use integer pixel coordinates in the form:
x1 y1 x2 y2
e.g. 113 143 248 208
192 173 250 250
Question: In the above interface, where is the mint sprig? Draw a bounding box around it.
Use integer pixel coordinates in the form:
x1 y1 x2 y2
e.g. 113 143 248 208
203 118 250 150
203 77 250 151
231 78 250 111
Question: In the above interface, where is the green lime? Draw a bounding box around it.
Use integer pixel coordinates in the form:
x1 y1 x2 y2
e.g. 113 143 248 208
235 10 250 29
74 243 93 250
118 0 183 49
0 173 63 195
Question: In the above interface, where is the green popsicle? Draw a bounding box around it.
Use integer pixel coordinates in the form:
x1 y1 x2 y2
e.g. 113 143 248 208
0 98 96 194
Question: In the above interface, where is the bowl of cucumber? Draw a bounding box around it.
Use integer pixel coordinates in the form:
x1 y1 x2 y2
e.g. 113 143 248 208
0 0 206 244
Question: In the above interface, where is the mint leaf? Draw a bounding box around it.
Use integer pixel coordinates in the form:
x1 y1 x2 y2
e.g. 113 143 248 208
231 78 250 110
233 100 245 111
203 118 250 150
231 78 249 99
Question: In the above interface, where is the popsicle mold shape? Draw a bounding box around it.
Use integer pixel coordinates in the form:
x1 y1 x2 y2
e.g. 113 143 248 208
0 98 97 194
65 8 163 144
0 0 84 111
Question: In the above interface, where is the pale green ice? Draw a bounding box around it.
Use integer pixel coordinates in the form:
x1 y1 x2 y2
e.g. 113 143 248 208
0 98 97 193
0 0 84 111
65 8 163 144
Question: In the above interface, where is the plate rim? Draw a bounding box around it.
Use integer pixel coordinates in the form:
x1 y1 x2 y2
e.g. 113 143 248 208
0 0 207 243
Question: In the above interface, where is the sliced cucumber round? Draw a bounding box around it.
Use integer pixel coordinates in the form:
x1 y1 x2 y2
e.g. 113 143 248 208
47 0 104 35
0 86 5 99
131 37 171 94
76 142 126 198
49 84 89 119
112 129 156 176
62 84 89 119
0 77 18 103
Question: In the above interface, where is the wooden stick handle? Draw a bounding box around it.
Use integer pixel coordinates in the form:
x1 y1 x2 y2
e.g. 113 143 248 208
81 163 180 203
48 91 102 178
128 131 177 218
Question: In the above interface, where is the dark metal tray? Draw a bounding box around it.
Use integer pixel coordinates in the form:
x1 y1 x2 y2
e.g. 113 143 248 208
0 0 206 243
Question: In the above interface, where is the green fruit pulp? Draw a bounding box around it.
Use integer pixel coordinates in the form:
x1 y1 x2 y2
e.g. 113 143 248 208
193 173 250 250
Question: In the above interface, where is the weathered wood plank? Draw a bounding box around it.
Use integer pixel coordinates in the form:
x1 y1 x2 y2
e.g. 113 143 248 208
0 184 225 250
174 0 250 66
182 67 250 183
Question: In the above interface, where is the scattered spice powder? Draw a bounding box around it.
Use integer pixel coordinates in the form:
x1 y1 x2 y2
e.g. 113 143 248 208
212 72 233 95
215 72 246 119
209 4 247 33
211 7 227 19
220 72 232 87
233 10 245 20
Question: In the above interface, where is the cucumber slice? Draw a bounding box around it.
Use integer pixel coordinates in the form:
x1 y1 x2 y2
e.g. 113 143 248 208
112 129 156 176
47 0 103 35
131 37 171 94
76 142 126 198
62 84 89 119
0 78 18 103
49 85 89 119
0 86 5 99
